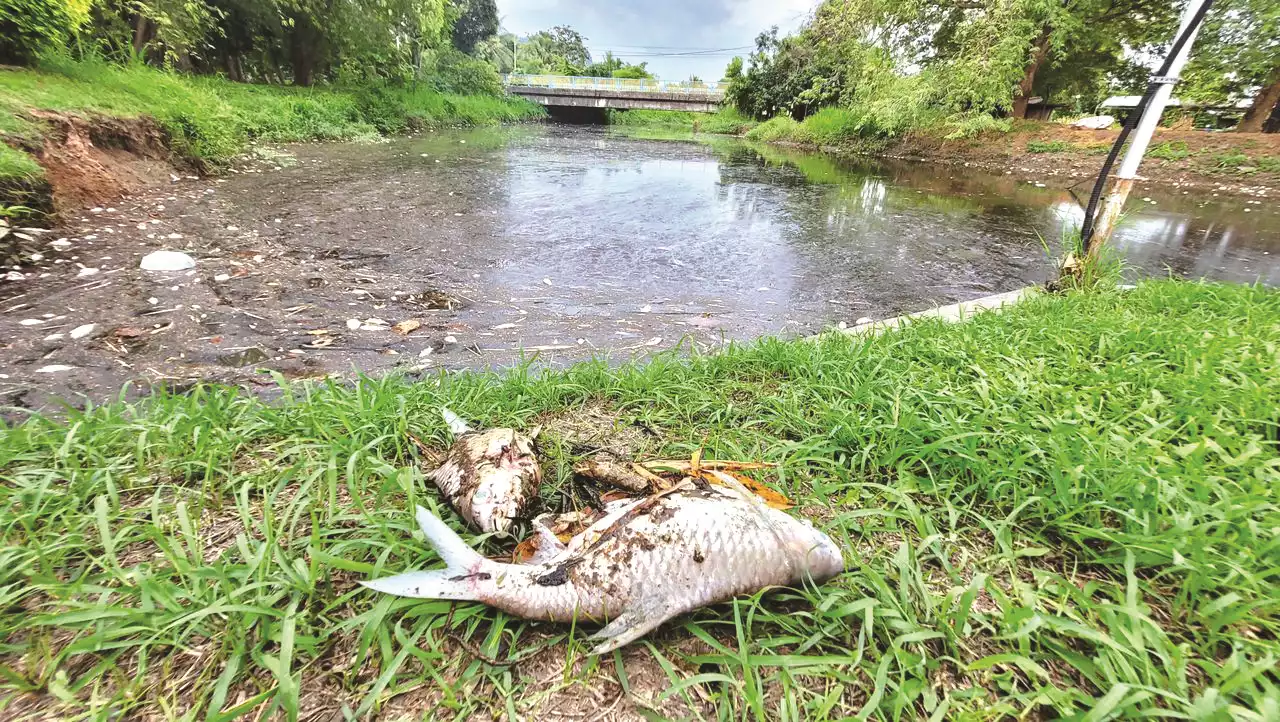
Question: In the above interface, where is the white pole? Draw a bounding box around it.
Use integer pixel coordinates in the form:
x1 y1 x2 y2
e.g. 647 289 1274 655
1090 0 1211 253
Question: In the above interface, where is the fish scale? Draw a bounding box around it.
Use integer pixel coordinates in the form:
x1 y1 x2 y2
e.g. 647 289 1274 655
363 480 844 654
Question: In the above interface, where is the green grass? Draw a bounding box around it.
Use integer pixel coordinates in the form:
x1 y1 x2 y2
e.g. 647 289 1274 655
744 116 805 143
1148 140 1192 160
1 280 1278 718
0 57 544 182
0 144 43 183
605 108 759 137
1026 139 1070 154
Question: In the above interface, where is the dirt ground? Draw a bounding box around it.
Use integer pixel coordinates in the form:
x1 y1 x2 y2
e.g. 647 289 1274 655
884 123 1280 196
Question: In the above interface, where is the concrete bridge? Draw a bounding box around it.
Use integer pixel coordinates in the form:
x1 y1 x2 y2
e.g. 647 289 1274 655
503 75 725 113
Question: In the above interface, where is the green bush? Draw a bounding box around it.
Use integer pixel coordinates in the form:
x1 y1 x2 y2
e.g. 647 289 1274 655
745 116 804 143
0 0 77 65
697 108 757 135
942 113 1012 140
798 107 861 145
430 50 503 96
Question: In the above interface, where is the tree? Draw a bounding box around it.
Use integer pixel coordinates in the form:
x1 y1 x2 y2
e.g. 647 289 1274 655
1181 0 1280 132
0 0 88 64
517 25 590 74
450 0 497 55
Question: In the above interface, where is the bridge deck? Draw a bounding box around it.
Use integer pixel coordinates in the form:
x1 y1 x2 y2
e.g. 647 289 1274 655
503 75 725 112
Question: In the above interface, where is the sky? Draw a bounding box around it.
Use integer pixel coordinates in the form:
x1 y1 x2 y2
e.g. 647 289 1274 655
497 0 820 81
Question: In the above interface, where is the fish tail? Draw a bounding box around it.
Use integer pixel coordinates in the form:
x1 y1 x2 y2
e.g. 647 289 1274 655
441 406 474 435
361 506 493 600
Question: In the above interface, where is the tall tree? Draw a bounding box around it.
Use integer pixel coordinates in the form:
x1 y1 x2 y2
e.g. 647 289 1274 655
450 0 497 54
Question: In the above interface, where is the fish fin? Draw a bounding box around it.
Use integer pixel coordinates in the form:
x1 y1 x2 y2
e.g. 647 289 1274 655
361 506 489 600
360 571 480 600
412 505 486 570
586 595 678 655
441 406 474 435
525 517 568 566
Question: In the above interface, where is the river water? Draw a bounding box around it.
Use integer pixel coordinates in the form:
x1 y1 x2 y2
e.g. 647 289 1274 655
3 124 1278 408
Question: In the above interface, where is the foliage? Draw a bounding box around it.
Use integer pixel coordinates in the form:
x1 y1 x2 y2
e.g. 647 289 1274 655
0 281 1278 718
0 58 542 177
942 112 1012 140
1181 0 1280 107
0 0 84 64
516 25 590 75
726 0 1200 139
744 116 805 143
426 48 502 95
449 0 496 55
582 51 653 80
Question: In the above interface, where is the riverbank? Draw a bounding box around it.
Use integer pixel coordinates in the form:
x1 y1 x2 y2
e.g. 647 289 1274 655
1 279 1277 719
0 59 545 213
608 109 1280 196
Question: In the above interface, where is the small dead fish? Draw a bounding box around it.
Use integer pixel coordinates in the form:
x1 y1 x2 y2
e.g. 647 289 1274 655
427 408 541 534
362 479 844 654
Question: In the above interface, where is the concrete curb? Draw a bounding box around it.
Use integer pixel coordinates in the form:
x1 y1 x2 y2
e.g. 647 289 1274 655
814 287 1036 340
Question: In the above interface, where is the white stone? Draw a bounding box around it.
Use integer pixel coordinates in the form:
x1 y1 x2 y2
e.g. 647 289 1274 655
36 365 76 373
140 251 196 271
70 323 96 339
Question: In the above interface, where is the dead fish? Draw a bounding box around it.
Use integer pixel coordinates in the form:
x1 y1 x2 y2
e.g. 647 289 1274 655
361 479 844 654
427 408 541 534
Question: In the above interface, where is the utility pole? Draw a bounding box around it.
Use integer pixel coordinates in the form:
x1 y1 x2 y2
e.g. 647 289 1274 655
1088 0 1211 255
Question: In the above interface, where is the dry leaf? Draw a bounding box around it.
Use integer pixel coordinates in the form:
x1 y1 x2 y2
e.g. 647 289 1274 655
512 536 542 564
642 459 775 473
393 319 422 336
303 337 334 349
702 469 794 510
305 329 330 336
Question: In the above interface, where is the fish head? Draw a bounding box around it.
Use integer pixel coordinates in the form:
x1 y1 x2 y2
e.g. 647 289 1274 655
795 520 845 581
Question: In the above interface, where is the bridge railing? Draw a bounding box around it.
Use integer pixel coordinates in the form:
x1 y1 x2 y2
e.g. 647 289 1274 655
503 74 726 95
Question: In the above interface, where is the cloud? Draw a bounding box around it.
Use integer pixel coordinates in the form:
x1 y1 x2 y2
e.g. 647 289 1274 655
498 0 816 80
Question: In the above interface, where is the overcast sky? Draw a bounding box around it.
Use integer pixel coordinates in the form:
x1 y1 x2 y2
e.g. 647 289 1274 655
497 0 819 81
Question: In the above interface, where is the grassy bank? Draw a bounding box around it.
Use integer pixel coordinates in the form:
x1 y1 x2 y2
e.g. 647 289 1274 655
605 107 758 136
1 280 1278 718
0 58 546 187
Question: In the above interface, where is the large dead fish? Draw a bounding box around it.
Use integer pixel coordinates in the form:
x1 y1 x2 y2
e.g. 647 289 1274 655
426 408 541 535
362 479 844 654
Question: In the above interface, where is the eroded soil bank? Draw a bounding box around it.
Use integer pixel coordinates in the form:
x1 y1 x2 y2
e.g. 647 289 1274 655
879 123 1280 195
3 125 1278 412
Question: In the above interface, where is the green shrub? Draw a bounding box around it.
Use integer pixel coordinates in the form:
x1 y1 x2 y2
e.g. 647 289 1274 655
745 116 804 143
1255 156 1280 173
430 50 503 96
1027 139 1070 153
0 0 78 65
353 85 410 134
798 107 861 145
943 113 1011 140
698 108 757 135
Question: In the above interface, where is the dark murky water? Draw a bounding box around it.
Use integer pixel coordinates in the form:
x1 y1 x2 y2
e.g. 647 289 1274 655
4 124 1278 408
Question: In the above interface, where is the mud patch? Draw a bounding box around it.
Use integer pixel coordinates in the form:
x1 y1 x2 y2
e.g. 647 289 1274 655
30 111 176 212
